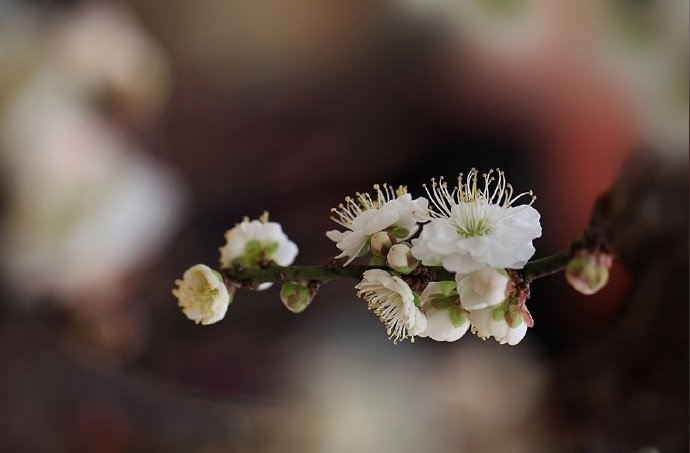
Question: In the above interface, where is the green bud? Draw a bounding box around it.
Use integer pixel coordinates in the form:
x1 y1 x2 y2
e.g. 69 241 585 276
386 243 418 274
280 281 314 313
370 231 397 258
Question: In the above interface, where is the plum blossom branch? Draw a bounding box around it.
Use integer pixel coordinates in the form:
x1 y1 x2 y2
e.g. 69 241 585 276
174 168 615 347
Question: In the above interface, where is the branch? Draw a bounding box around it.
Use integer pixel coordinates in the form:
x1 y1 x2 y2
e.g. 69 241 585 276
221 240 589 288
519 238 585 282
222 263 457 287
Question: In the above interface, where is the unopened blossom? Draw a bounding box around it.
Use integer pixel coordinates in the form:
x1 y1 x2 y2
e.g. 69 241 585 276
327 185 428 265
411 169 541 274
386 243 418 274
173 264 232 325
355 269 427 344
469 295 533 346
456 266 510 311
370 231 396 258
280 281 314 313
565 249 613 295
418 281 469 342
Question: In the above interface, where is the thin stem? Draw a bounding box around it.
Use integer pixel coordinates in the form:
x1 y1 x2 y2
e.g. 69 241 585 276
519 238 585 282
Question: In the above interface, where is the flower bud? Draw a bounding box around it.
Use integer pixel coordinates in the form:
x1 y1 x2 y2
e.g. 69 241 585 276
386 243 418 274
565 250 613 295
280 281 314 313
370 231 397 258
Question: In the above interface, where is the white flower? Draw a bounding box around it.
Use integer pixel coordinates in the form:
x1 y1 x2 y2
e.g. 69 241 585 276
0 73 181 301
327 185 428 265
219 213 297 291
418 281 469 342
173 264 231 325
411 169 542 274
355 269 427 344
220 212 298 269
469 296 532 346
456 266 510 311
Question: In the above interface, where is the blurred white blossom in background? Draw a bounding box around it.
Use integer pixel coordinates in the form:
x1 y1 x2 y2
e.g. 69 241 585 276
283 331 548 453
0 2 181 304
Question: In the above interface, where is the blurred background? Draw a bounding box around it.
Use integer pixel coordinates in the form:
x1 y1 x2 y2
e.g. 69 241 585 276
0 0 687 451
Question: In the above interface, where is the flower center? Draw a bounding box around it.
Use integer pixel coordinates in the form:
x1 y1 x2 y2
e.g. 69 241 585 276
452 199 497 238
457 217 493 237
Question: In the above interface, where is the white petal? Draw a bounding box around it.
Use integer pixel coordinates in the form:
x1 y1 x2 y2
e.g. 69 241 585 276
457 266 509 311
273 240 299 266
505 323 528 345
441 253 484 274
419 306 468 342
325 229 345 242
362 210 399 236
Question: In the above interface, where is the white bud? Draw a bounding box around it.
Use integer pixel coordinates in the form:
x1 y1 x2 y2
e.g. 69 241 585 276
386 243 418 274
565 250 612 295
370 231 397 258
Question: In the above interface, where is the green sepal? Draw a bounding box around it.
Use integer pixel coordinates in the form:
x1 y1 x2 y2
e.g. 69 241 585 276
490 296 523 328
449 306 466 328
490 299 509 321
233 240 280 268
437 281 457 296
264 242 279 255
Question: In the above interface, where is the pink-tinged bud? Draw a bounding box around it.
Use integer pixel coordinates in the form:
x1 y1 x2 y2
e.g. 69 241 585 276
565 250 613 295
370 231 397 258
280 281 315 313
386 243 418 274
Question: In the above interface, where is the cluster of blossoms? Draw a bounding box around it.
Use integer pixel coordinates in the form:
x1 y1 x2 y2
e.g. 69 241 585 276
330 170 541 345
173 212 299 324
173 168 611 347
